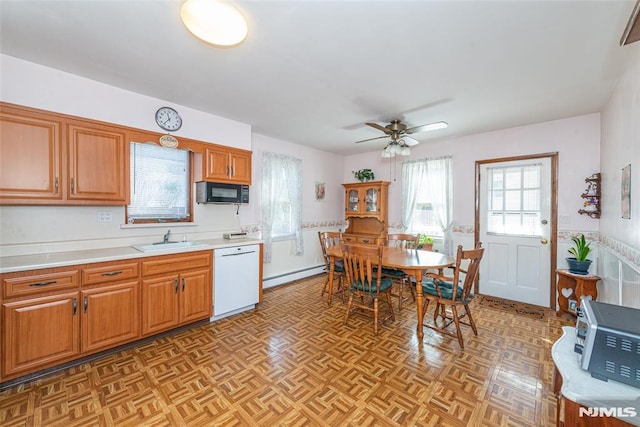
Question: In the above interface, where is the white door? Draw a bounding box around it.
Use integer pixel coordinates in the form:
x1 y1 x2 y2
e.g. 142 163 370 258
478 157 553 307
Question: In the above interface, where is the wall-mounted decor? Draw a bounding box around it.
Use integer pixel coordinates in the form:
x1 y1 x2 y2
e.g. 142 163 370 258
315 181 325 201
578 173 601 219
622 164 631 219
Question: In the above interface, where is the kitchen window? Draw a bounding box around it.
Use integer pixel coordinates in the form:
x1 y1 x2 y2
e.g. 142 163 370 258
261 152 303 262
127 142 192 223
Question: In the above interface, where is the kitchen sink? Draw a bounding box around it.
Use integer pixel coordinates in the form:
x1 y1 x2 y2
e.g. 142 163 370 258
132 241 209 252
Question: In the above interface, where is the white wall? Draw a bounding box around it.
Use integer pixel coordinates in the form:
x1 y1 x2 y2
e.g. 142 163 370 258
598 45 640 307
344 113 602 241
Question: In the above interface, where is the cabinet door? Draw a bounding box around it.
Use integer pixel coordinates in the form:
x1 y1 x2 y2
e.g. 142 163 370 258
81 281 140 354
364 187 380 214
67 122 128 204
346 189 360 214
141 275 180 336
0 108 63 202
229 150 251 184
2 292 80 377
204 147 232 181
179 268 212 324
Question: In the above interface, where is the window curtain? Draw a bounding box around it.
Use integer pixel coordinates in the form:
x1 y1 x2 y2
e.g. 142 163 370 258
401 155 454 255
261 152 303 263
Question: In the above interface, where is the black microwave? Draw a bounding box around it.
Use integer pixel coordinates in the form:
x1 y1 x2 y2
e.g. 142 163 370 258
196 181 249 204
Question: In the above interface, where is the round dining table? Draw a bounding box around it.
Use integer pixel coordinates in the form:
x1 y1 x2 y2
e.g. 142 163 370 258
326 245 455 339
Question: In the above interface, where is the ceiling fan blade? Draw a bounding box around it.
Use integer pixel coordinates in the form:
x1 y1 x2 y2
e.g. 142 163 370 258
401 136 420 146
354 135 389 144
365 122 392 134
405 121 448 134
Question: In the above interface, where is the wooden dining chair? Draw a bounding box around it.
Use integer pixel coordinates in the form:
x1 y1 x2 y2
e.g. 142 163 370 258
342 243 395 335
383 233 420 310
318 231 345 303
420 242 484 349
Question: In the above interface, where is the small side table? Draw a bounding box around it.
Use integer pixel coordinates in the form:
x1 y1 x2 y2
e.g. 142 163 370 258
556 269 600 317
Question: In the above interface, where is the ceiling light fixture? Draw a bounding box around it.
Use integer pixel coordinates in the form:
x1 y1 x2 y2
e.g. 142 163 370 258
181 0 248 47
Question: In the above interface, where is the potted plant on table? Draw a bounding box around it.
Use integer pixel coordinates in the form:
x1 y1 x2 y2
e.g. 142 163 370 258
566 234 592 275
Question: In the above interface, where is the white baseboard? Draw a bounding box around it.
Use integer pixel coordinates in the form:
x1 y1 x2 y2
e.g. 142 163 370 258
263 265 325 289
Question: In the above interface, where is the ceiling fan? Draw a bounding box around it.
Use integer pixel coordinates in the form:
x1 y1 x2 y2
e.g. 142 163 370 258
355 119 448 158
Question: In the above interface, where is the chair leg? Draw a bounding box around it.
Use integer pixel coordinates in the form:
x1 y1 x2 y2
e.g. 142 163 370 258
386 292 395 321
373 297 379 336
321 276 329 296
398 280 404 311
450 305 464 349
464 304 478 335
344 295 353 326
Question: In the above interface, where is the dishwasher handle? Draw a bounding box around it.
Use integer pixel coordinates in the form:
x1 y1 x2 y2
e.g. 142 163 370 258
220 250 256 257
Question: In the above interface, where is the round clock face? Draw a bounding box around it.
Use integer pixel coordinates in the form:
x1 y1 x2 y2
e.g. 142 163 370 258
155 107 182 131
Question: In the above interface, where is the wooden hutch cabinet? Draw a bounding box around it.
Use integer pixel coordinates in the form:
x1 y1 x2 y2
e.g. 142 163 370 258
342 181 389 244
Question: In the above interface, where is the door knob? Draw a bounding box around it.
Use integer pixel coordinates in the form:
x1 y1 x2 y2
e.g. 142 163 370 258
541 219 548 225
541 238 548 244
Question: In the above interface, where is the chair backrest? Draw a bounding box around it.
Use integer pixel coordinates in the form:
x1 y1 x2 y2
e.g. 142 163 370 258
318 231 342 269
386 233 419 249
451 242 484 301
342 243 384 294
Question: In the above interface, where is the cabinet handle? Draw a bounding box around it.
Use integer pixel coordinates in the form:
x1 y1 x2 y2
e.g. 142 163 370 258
54 177 59 194
174 279 179 294
182 278 185 292
70 178 75 194
73 297 77 315
101 271 123 277
84 296 88 313
29 280 57 287
362 239 370 243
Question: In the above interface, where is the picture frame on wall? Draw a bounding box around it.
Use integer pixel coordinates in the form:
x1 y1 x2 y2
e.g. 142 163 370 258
315 182 325 201
622 164 631 219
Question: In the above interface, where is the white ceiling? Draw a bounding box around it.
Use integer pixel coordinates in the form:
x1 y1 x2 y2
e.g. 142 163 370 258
1 0 638 156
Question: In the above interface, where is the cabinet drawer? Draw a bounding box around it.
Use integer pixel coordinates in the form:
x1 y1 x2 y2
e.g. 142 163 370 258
342 235 380 245
82 261 139 286
3 270 79 299
141 251 212 277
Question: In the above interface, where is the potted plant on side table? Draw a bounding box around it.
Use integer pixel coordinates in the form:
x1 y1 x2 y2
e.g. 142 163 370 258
566 234 592 275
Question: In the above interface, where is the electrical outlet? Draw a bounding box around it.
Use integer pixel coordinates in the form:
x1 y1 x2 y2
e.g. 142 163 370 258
97 210 112 223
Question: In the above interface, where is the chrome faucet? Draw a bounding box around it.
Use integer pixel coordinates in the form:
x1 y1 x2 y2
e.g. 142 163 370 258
163 230 171 243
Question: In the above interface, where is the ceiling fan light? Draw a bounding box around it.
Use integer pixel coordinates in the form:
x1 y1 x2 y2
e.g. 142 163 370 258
181 0 248 47
398 146 411 156
381 149 395 158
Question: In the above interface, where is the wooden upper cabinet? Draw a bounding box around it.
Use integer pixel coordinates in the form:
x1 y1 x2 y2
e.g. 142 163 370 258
67 121 128 204
343 181 389 220
204 146 251 184
0 102 129 205
0 105 63 201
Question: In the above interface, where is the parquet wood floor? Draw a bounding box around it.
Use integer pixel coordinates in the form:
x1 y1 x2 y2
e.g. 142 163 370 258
0 274 574 426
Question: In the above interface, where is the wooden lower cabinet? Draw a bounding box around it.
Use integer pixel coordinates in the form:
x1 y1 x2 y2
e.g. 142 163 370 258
141 267 211 336
2 292 80 377
81 281 139 354
1 250 213 383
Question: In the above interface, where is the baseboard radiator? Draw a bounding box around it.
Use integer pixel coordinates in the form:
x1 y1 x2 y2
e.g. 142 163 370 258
263 265 325 289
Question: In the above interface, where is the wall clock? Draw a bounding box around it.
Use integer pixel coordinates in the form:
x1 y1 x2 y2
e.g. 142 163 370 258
155 107 182 131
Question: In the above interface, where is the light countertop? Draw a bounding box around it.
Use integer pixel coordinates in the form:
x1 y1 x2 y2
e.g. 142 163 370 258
0 238 262 273
552 326 640 426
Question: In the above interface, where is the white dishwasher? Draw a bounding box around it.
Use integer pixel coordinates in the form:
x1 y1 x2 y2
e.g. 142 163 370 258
212 244 260 319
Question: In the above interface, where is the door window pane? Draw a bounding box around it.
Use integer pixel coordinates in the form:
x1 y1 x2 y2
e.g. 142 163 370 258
486 164 542 236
